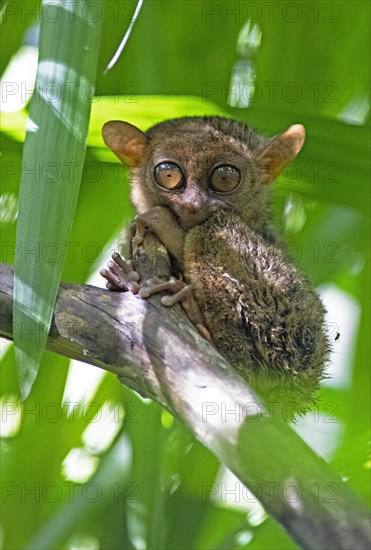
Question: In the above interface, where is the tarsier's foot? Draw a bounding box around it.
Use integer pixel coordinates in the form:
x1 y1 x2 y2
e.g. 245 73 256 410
140 276 212 341
100 252 140 294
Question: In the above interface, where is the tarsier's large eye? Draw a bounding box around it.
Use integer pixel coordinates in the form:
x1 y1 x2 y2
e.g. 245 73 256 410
209 165 241 193
154 162 184 190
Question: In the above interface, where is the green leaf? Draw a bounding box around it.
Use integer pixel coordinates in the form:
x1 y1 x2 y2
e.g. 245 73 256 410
13 0 103 399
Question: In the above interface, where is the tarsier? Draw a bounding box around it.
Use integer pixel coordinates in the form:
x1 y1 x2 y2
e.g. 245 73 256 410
101 116 329 415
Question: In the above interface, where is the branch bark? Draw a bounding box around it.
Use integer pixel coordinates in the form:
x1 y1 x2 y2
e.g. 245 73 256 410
1 235 370 550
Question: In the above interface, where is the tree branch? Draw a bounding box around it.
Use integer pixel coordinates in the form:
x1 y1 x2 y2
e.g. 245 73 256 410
1 235 370 549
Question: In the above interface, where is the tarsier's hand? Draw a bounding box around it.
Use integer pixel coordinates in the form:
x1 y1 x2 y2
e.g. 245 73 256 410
100 212 211 341
100 220 140 292
100 253 140 293
100 209 182 293
134 206 186 267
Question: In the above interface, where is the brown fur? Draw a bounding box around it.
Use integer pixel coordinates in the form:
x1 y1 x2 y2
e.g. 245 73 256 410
103 116 330 416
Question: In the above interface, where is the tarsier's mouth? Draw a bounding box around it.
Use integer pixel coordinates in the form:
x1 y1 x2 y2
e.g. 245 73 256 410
177 212 208 231
177 204 236 231
178 219 199 231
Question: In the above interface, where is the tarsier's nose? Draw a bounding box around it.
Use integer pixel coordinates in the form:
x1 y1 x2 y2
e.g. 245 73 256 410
185 200 202 214
178 198 206 229
182 188 204 213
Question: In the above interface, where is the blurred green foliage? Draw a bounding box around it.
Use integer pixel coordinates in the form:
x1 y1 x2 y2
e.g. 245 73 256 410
0 1 369 549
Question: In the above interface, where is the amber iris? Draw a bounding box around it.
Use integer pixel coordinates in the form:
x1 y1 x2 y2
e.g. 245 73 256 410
154 162 184 189
209 165 241 193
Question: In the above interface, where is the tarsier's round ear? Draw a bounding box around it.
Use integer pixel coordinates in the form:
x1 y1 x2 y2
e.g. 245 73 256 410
102 121 146 167
256 124 305 185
